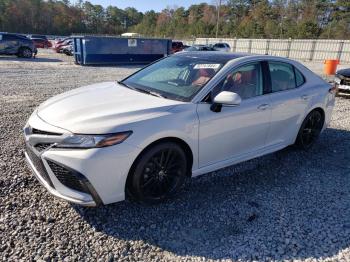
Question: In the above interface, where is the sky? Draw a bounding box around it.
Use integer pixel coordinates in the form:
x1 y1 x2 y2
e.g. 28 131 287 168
71 0 212 12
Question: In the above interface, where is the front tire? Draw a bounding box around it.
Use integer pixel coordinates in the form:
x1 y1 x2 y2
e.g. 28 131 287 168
296 110 324 150
127 142 188 203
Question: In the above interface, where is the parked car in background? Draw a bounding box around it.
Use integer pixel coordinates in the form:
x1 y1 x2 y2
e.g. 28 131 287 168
172 41 184 53
0 33 37 58
62 44 73 56
32 38 52 49
183 45 216 51
54 38 72 53
335 68 350 93
24 52 335 206
27 34 47 40
213 43 231 52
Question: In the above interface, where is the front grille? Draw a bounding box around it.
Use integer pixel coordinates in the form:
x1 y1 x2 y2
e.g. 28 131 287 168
26 144 54 188
34 143 54 152
47 161 89 193
32 128 62 136
342 78 350 86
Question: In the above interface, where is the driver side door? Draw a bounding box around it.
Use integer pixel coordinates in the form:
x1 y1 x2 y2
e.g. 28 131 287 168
196 61 272 168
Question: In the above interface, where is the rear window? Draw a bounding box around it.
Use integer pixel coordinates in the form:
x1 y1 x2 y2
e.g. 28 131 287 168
294 68 305 87
172 42 183 48
269 62 296 92
3 35 20 41
215 43 224 48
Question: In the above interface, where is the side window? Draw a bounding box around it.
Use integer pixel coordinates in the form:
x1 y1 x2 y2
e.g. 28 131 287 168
295 67 305 87
269 62 296 92
3 35 18 41
212 62 263 100
0 34 2 41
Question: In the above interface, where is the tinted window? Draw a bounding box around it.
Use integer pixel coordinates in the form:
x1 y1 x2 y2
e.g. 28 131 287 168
212 62 263 100
0 34 2 41
31 35 47 39
269 62 296 92
3 35 20 41
295 67 305 87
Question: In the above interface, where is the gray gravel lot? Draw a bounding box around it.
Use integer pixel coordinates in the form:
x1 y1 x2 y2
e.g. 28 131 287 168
1 50 350 261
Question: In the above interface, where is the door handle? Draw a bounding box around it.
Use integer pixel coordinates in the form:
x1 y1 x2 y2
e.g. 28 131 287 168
257 104 270 110
301 95 309 101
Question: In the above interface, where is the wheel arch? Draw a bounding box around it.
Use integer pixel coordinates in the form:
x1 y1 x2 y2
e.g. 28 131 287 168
130 136 193 176
293 106 326 145
125 136 194 199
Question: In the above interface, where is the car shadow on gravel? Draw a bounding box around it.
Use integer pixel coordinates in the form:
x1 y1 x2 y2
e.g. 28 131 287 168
74 127 350 260
0 56 62 62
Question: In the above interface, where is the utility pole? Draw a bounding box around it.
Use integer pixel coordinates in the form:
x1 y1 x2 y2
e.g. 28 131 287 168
122 17 127 30
215 0 222 38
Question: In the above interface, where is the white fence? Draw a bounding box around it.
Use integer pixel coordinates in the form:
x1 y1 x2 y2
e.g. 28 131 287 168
185 38 350 63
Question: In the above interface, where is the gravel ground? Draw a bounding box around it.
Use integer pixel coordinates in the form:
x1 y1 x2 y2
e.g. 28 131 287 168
1 50 350 261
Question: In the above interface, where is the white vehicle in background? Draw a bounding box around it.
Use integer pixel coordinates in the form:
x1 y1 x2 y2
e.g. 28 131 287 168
335 68 350 93
213 43 231 52
24 52 336 206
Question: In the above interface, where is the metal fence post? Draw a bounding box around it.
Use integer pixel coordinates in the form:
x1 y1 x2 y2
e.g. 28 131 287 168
309 40 317 61
248 39 252 53
286 39 292 58
337 41 344 62
265 40 270 55
233 38 237 52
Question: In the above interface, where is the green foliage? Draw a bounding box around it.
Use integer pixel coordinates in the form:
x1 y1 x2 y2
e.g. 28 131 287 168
0 0 348 39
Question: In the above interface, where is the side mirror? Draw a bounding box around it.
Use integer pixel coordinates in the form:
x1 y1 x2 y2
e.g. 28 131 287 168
210 91 241 112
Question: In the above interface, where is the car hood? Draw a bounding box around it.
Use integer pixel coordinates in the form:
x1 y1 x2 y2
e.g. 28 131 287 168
37 82 183 134
337 68 350 78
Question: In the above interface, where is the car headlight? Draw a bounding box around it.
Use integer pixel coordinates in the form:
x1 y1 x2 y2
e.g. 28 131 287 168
56 131 132 148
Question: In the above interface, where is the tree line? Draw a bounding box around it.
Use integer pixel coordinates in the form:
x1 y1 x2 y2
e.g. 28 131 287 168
0 0 349 39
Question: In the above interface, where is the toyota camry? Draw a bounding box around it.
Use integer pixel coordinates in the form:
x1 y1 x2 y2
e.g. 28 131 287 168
24 52 336 206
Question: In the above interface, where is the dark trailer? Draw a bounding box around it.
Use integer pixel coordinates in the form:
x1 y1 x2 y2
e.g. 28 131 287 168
73 36 172 65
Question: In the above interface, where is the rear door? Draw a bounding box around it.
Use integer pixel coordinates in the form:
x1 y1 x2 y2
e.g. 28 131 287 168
1 34 20 54
265 61 309 146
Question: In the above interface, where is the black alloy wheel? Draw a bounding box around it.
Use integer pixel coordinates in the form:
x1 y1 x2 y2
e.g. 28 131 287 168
128 142 188 203
296 110 324 150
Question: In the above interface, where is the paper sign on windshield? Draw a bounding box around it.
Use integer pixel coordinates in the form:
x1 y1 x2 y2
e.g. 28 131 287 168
194 64 221 69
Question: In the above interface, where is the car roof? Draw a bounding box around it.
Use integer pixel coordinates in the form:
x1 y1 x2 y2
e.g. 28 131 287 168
2 33 29 39
173 51 250 63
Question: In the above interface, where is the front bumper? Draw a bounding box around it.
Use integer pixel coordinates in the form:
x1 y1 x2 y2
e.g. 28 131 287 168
338 84 350 92
25 151 97 206
23 112 141 206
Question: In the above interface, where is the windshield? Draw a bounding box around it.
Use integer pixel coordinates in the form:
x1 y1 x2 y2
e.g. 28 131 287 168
122 56 223 101
184 46 200 51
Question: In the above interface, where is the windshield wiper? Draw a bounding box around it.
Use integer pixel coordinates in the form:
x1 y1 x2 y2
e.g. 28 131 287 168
118 81 167 98
148 91 167 98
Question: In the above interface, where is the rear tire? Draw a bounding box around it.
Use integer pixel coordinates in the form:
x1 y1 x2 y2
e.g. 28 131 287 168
127 142 188 203
18 47 33 58
295 110 324 150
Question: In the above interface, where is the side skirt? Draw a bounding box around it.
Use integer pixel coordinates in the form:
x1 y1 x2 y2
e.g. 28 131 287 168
191 142 288 177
